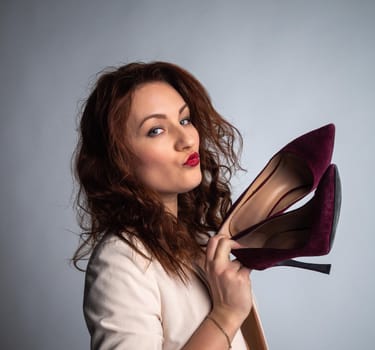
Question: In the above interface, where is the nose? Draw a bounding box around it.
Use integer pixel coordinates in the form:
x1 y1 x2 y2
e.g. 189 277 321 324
174 126 196 151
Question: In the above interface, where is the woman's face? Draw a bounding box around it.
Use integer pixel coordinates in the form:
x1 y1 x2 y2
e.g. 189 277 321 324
126 81 202 211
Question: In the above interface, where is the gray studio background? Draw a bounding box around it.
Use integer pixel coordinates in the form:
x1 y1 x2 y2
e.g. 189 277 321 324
1 0 374 349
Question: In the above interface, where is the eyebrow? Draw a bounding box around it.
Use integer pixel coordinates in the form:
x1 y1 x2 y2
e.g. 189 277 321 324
138 104 188 129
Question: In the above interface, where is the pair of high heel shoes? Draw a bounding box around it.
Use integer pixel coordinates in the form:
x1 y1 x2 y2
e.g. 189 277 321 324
218 124 341 274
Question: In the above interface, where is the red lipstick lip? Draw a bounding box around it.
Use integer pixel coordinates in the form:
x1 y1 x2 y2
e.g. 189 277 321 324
184 152 200 167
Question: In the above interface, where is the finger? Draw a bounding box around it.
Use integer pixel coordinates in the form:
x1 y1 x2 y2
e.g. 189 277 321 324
231 259 243 271
239 266 251 276
232 259 252 274
206 234 227 262
231 240 247 249
229 259 253 277
214 237 239 261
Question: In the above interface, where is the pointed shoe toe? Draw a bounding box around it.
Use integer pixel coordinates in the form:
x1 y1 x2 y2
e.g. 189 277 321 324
218 123 336 238
231 164 342 273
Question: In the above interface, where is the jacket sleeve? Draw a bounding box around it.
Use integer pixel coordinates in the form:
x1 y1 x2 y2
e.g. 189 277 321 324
83 238 163 350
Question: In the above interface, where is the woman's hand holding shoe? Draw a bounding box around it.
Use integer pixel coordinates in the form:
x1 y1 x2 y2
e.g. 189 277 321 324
182 234 253 350
205 234 253 341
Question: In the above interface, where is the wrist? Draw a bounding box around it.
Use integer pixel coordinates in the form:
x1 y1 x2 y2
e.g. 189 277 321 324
208 307 244 339
206 315 232 349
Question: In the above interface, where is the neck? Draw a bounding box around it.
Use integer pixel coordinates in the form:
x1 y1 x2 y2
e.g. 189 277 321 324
162 195 178 217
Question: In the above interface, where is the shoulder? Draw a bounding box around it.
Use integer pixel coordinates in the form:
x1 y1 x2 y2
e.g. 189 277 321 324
87 232 152 275
83 233 165 348
84 232 161 321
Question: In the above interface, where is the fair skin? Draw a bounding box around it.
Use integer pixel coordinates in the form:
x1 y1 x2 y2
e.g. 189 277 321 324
126 81 202 215
127 81 253 349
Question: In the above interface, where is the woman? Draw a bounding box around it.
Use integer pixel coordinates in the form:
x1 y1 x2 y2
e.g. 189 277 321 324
73 62 268 349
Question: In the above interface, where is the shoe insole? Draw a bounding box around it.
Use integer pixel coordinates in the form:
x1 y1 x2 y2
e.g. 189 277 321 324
234 202 312 250
227 153 313 236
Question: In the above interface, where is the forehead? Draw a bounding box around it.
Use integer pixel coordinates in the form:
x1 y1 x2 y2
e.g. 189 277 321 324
129 81 186 120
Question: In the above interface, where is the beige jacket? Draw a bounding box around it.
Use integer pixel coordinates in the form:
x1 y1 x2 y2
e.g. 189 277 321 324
84 234 268 350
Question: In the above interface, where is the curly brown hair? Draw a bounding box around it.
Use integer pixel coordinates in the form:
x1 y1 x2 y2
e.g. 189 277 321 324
72 61 243 280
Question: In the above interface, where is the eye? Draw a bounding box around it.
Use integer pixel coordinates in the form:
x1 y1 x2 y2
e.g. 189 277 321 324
180 117 192 126
147 127 164 137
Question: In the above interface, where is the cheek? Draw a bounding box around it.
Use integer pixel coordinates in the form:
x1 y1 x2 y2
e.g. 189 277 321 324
133 148 174 190
134 147 169 170
193 127 200 146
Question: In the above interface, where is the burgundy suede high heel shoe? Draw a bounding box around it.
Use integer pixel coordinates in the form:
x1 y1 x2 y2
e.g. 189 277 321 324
231 164 341 273
218 124 335 238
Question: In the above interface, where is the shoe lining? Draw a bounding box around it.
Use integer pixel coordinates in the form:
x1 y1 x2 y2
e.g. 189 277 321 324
229 153 313 236
235 202 312 250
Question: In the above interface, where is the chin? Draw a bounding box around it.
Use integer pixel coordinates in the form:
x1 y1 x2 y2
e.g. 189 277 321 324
183 174 202 193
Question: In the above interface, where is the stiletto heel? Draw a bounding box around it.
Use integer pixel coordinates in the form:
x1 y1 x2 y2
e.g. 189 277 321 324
231 164 341 273
218 124 335 237
275 260 331 274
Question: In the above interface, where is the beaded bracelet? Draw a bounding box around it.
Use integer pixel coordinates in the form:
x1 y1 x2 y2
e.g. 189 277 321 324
206 315 232 349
